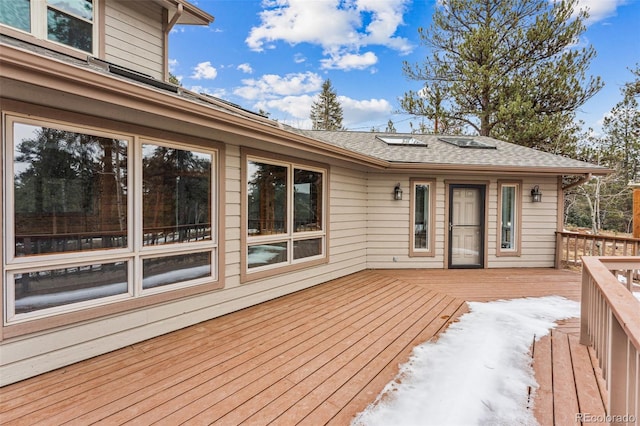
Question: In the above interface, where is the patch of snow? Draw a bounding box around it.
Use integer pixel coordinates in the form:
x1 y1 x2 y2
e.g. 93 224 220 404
352 296 580 426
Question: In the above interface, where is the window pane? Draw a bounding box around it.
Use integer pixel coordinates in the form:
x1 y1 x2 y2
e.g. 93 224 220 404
0 0 30 32
248 242 287 269
47 7 92 52
143 252 211 290
501 186 516 249
414 184 430 250
294 169 322 232
142 145 212 246
247 161 287 236
14 261 128 315
48 0 93 20
13 123 128 256
293 238 322 260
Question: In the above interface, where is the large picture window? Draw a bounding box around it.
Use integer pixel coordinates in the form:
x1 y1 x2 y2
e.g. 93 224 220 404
497 181 521 256
3 114 218 325
410 179 436 257
0 0 96 53
244 153 327 278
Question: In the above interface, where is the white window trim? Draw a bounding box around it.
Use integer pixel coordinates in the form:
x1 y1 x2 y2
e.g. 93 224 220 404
1 0 99 55
3 113 218 324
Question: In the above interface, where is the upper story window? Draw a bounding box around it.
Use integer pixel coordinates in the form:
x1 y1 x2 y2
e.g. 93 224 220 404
497 181 521 256
243 151 328 281
3 113 219 326
0 0 96 53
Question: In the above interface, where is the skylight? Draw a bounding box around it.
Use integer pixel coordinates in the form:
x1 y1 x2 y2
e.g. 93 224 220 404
377 136 427 147
438 137 496 149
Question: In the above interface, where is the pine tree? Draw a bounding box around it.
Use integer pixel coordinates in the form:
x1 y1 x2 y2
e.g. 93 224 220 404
385 120 396 133
310 79 344 130
401 0 602 154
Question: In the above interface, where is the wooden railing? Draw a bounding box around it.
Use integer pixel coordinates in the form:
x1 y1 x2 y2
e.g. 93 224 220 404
581 256 640 424
556 231 640 270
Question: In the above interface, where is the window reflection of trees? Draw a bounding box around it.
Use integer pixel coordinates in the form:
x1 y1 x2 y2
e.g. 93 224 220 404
294 169 322 232
142 145 212 245
13 125 128 256
247 162 287 235
47 0 93 52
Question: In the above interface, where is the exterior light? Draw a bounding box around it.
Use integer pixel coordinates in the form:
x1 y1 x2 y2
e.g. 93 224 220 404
531 185 542 203
394 183 403 201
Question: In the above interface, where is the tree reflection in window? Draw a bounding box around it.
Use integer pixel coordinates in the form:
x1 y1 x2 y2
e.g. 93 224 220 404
0 0 31 32
47 0 93 52
247 161 287 236
294 169 322 232
142 144 212 246
13 123 128 256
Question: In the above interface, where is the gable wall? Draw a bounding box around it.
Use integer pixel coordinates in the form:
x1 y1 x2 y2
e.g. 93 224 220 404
104 0 165 80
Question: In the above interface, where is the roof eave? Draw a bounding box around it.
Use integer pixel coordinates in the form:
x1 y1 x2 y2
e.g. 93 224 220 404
152 0 214 25
387 162 613 176
0 42 386 169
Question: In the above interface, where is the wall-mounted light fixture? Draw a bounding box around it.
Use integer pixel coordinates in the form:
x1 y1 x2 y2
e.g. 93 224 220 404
394 183 403 201
531 185 542 203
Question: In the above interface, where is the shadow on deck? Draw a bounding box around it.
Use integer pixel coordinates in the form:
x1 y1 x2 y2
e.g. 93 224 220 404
0 268 606 425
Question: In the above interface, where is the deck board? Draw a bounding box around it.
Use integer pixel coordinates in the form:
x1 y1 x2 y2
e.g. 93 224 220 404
551 331 581 425
0 268 606 425
532 334 554 426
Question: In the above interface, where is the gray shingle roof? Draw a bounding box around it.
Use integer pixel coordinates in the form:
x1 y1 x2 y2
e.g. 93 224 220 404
1 34 607 175
292 129 606 172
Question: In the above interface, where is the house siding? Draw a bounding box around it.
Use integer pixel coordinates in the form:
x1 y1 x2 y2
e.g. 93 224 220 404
0 9 589 384
0 145 369 386
104 0 164 80
366 174 559 269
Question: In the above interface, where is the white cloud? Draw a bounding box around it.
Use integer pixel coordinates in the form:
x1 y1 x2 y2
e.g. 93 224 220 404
254 93 393 130
168 58 178 73
320 51 378 70
191 61 218 80
189 85 227 98
256 94 316 120
569 0 629 23
246 0 413 70
237 63 253 74
338 96 393 126
233 71 324 100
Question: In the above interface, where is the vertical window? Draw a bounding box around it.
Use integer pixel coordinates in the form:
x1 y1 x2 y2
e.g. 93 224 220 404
410 179 435 257
0 0 96 53
142 144 212 246
245 155 327 277
497 181 521 256
47 0 94 53
0 0 31 32
3 115 218 324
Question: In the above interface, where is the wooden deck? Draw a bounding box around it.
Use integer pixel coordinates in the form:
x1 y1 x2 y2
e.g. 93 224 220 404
0 269 606 425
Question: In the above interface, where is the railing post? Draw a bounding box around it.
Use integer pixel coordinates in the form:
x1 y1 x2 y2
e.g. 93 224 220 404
609 313 629 424
555 231 564 269
580 266 591 346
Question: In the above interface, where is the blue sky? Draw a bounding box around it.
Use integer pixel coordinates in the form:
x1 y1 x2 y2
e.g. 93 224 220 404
169 0 640 135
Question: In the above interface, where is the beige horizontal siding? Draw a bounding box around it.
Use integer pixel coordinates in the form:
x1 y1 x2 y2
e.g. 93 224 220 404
104 0 164 80
366 175 560 269
0 134 562 386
